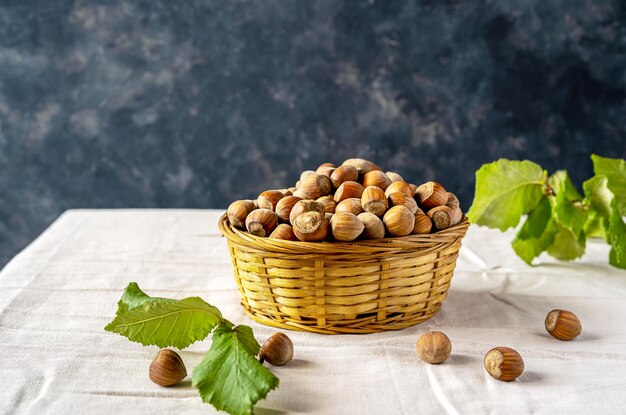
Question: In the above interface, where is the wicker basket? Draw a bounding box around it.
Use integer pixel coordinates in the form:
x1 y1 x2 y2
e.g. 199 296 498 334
219 213 470 334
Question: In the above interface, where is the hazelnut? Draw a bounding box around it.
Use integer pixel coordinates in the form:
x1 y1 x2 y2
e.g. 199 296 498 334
257 190 285 211
227 200 256 228
279 188 292 196
275 195 302 222
388 192 418 214
245 209 279 237
545 309 582 341
316 166 335 177
300 170 317 181
317 162 336 169
386 171 404 183
149 349 187 387
342 158 381 177
362 170 392 191
269 224 298 240
330 212 364 242
330 165 359 188
416 331 452 364
446 192 460 208
357 212 386 239
415 181 448 209
293 211 329 242
334 181 365 203
385 181 414 198
316 195 337 214
336 198 365 215
412 214 433 234
427 205 462 231
298 174 332 199
484 347 524 381
383 206 415 237
260 332 294 366
289 200 325 224
361 186 388 216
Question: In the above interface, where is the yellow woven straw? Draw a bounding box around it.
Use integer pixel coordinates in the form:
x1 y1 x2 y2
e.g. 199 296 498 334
219 213 470 334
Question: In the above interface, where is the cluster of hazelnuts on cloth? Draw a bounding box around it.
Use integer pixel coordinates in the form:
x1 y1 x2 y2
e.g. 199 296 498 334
227 158 464 242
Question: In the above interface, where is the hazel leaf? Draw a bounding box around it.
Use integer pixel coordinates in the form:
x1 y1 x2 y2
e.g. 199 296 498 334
104 282 223 349
512 197 557 265
193 323 279 415
467 159 546 230
608 200 626 269
592 154 626 216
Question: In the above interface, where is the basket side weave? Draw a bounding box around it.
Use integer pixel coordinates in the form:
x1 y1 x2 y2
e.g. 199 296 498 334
219 213 469 334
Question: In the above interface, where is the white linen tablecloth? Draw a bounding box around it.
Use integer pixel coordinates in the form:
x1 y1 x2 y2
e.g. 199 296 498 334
1 209 625 414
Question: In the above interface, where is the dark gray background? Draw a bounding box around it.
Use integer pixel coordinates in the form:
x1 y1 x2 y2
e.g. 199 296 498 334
1 0 625 266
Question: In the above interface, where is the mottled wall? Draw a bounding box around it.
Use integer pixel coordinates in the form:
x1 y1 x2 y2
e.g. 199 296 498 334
1 0 625 266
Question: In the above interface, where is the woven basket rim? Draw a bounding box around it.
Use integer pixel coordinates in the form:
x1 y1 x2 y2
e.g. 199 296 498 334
218 212 470 254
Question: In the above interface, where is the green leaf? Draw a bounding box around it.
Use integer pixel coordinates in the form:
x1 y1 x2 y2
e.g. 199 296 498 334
608 200 626 269
584 210 608 239
554 190 587 237
512 197 557 264
592 154 626 215
193 323 279 415
546 223 586 261
104 283 223 349
583 175 613 219
548 170 582 201
467 159 546 230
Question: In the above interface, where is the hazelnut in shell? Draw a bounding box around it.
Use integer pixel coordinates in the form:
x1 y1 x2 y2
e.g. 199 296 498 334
362 170 392 191
293 211 329 242
275 195 302 222
427 205 462 230
545 309 582 341
149 349 187 387
416 331 452 364
388 192 418 214
330 165 359 188
446 192 460 208
361 186 388 216
269 224 298 240
484 347 524 381
227 200 256 228
298 174 332 199
342 158 381 177
317 195 337 214
334 181 365 203
330 212 364 242
385 181 414 198
386 171 404 183
383 205 415 237
336 198 364 215
260 332 294 366
415 181 448 209
289 200 326 224
245 209 279 237
257 190 284 211
412 214 433 234
358 212 385 239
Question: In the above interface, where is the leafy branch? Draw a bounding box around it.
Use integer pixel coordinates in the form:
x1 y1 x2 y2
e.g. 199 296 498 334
467 155 626 269
105 283 278 415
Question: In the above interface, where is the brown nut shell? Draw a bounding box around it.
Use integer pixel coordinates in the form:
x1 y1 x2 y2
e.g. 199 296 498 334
269 224 298 240
383 205 415 237
334 181 365 203
545 309 582 341
260 332 294 366
362 170 392 191
227 200 256 228
245 209 279 237
336 198 364 215
388 192 418 214
446 192 460 208
316 195 337 214
385 181 415 198
484 347 524 381
416 331 452 364
289 200 326 224
257 190 285 211
358 212 386 239
316 166 335 177
292 211 329 242
386 171 404 183
412 214 433 234
330 212 364 241
342 158 381 177
361 186 388 216
275 195 302 222
149 349 187 387
415 181 448 209
330 165 359 188
427 205 462 231
298 174 332 199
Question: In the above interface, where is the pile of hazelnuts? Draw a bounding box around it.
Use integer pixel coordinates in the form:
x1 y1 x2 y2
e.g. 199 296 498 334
227 158 463 242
